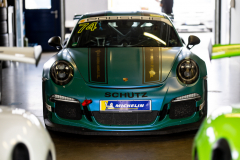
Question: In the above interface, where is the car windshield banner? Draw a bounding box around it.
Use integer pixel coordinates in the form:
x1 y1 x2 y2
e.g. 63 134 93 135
100 100 151 112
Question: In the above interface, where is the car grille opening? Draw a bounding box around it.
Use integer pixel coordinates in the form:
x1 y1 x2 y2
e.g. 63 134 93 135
169 100 196 119
93 111 158 125
55 101 82 120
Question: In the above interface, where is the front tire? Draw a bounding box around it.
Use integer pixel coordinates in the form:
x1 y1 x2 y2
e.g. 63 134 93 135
46 152 53 160
195 149 199 160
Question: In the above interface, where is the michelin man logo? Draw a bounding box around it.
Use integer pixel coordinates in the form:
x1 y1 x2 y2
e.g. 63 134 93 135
105 102 114 108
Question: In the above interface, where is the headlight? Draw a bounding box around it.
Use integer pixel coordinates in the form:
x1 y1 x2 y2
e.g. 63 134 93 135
50 60 74 85
177 59 199 84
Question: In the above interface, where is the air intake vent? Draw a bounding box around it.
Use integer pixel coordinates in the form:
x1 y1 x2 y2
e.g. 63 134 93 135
55 101 82 120
93 111 158 125
169 100 196 119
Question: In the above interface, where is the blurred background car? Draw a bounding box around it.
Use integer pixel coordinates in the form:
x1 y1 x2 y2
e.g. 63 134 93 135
192 104 240 160
0 107 56 160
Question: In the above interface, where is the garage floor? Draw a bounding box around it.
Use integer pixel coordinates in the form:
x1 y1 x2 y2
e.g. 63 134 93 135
2 33 240 160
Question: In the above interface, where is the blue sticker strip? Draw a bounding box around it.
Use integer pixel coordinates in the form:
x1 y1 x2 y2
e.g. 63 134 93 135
98 22 103 30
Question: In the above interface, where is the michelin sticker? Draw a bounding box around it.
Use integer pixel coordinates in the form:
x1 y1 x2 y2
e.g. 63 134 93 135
100 100 151 112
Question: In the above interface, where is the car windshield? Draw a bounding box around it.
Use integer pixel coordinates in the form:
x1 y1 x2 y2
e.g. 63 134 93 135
68 18 182 48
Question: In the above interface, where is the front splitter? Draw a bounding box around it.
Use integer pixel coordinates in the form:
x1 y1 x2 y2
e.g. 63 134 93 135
45 118 204 136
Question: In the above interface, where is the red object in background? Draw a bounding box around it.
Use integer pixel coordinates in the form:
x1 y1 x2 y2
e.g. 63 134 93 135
82 99 92 106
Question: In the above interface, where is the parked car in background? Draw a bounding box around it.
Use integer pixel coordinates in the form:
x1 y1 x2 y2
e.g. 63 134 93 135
192 105 240 160
0 107 56 160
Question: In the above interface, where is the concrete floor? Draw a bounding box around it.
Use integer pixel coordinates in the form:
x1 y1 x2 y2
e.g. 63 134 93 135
2 32 240 160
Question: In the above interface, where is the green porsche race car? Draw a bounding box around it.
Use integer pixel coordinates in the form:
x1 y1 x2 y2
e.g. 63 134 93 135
192 105 240 160
42 11 207 135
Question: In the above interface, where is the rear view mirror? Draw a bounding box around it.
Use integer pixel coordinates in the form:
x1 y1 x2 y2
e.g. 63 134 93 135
48 36 62 50
187 35 200 50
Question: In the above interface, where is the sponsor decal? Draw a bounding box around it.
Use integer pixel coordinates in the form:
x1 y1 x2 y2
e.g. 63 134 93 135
100 100 151 112
143 47 162 83
89 48 107 83
72 42 77 47
105 92 148 98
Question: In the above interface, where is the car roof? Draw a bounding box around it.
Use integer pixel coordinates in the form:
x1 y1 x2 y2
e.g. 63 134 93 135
75 10 167 20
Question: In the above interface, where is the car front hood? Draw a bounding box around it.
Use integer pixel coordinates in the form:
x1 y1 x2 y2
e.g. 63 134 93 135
67 47 182 88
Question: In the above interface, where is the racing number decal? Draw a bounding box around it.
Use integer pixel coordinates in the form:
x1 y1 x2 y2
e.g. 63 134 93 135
78 22 98 33
78 23 89 33
86 22 98 31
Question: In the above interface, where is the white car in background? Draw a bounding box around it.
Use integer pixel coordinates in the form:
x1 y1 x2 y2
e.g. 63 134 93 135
173 0 214 32
0 107 56 160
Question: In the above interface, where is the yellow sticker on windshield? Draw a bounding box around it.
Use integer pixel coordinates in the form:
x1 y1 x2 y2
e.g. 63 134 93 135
80 19 86 23
150 14 164 18
86 22 98 31
78 22 98 33
78 23 89 33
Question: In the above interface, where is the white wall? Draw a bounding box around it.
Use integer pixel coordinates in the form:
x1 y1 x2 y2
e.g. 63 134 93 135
220 0 230 45
108 0 160 13
220 0 240 44
65 0 108 22
231 0 240 43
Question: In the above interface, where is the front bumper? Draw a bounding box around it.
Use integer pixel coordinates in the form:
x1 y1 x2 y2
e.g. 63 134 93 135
45 116 204 136
43 76 207 133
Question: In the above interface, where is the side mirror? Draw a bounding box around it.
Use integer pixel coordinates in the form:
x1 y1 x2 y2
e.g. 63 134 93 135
187 35 200 50
48 36 62 50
